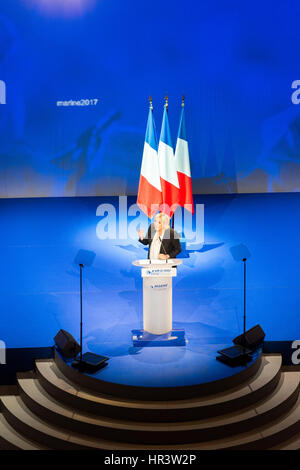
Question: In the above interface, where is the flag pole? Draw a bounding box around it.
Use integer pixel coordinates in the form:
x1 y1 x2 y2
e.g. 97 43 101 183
161 94 167 219
176 94 185 230
149 95 153 110
164 94 175 229
172 95 185 229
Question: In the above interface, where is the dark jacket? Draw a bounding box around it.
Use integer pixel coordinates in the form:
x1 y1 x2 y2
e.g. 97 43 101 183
138 223 181 259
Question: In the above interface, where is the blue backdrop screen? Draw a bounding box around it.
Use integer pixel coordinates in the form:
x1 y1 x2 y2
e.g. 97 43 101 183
0 0 300 197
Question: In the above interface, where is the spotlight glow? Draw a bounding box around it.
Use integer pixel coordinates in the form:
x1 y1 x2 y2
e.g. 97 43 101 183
23 0 96 18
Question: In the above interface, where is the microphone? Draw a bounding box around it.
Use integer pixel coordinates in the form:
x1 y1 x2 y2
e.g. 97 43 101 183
159 236 168 263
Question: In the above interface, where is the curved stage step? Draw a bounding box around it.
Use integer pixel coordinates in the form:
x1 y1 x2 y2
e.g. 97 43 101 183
0 413 48 451
16 370 300 444
0 353 299 450
270 432 300 450
1 382 300 450
35 355 281 422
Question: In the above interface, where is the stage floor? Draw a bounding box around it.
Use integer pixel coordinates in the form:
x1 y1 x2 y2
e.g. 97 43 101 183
62 337 261 390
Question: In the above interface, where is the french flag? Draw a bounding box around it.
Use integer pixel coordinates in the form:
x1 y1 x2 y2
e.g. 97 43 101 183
158 99 180 217
175 99 194 213
137 100 163 219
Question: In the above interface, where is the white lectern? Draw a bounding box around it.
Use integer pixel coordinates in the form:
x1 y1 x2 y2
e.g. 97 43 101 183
132 259 185 347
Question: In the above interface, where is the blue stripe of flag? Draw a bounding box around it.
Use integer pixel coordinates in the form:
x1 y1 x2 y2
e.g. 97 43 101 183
159 106 173 148
145 108 158 151
177 107 187 142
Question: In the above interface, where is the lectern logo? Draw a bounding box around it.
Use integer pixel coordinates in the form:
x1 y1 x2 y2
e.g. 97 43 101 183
150 283 168 290
0 340 6 365
0 80 6 105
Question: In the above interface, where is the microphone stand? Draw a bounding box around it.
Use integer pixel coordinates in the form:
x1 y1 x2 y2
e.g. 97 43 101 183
159 235 168 263
217 257 251 365
72 263 84 368
79 263 83 363
242 258 247 353
72 263 109 372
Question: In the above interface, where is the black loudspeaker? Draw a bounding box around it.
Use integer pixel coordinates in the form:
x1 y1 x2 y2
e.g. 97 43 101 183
233 324 265 350
54 329 81 358
73 352 109 372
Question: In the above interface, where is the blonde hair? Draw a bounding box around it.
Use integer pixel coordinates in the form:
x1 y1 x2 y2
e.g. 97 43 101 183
155 213 170 230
